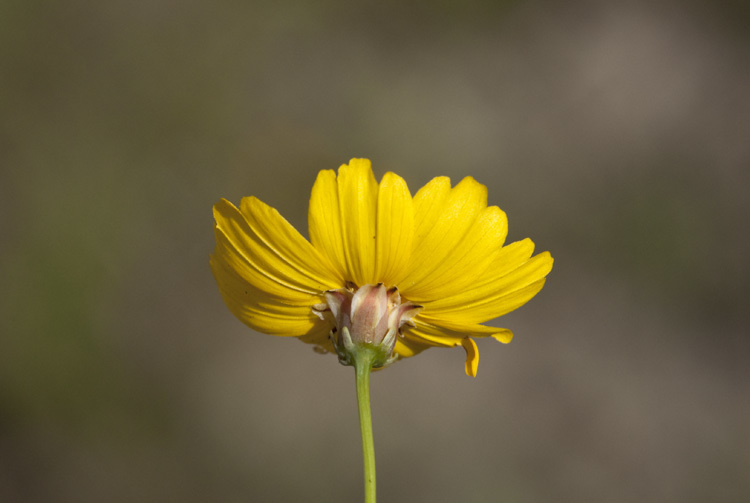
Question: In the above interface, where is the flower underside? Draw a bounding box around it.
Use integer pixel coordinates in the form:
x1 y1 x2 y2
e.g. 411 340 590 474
210 158 553 376
313 283 422 368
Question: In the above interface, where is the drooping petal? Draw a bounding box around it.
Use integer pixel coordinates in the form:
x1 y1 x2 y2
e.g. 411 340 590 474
398 176 508 300
425 243 553 324
374 172 414 286
214 198 342 297
403 317 512 375
210 255 328 337
461 338 479 377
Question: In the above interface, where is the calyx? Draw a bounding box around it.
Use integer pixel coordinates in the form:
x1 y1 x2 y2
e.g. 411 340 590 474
313 283 422 368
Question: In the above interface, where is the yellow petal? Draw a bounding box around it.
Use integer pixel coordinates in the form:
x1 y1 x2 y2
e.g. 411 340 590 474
398 176 507 299
309 159 379 286
239 196 343 284
308 169 347 279
402 317 510 374
337 159 380 285
374 172 414 285
403 206 507 301
426 247 553 324
214 198 342 297
393 336 433 359
413 315 514 343
210 256 327 336
485 238 536 277
213 228 313 303
461 338 479 377
309 160 414 286
404 318 463 348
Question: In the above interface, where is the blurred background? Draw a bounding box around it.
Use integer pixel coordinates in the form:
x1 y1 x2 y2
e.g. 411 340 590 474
2 0 749 501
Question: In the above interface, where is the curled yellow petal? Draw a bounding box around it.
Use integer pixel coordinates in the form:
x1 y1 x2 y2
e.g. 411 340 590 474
490 330 513 344
461 338 479 377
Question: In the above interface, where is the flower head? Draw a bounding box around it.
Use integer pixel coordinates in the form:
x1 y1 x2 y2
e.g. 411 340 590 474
210 158 553 376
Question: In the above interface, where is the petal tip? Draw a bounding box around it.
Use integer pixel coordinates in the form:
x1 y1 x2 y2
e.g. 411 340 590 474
344 158 373 171
491 329 514 344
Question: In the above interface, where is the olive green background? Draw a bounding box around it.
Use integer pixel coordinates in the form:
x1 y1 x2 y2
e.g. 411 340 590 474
2 0 749 501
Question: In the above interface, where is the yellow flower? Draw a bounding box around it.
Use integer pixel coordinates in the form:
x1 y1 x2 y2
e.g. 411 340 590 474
210 158 553 376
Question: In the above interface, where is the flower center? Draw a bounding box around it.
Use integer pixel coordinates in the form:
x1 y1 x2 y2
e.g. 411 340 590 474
313 283 422 367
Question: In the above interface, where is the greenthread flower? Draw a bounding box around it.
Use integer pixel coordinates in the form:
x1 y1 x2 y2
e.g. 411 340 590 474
210 158 553 376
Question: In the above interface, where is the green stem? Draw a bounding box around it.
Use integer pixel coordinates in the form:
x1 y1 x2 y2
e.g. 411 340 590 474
353 349 377 503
